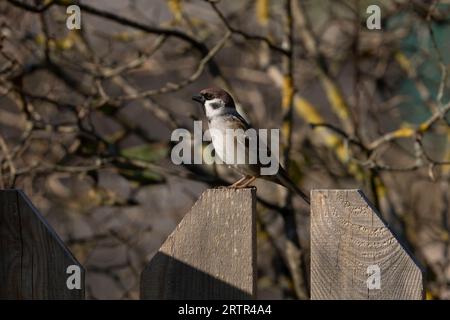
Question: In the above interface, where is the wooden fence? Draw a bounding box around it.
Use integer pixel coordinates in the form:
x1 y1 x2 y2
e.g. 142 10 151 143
0 188 423 300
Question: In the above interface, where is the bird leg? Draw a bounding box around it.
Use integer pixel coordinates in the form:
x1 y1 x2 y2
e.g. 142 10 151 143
229 175 249 188
239 176 256 188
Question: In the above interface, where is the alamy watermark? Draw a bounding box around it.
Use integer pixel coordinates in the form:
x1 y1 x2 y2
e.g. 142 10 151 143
366 5 381 30
367 264 381 290
170 121 280 176
66 5 81 30
66 265 82 290
64 4 381 31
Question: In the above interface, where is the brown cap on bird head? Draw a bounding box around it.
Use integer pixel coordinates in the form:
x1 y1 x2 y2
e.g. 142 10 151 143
192 87 235 108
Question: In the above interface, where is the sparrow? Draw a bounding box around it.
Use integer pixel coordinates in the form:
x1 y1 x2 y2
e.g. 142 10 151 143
192 87 310 205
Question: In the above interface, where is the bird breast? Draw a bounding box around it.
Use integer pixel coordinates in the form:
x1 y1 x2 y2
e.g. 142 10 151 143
208 117 249 166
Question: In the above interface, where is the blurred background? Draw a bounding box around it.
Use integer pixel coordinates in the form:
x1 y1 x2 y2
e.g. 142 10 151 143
0 0 450 299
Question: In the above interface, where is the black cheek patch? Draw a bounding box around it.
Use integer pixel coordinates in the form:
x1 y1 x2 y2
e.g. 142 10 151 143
210 102 221 109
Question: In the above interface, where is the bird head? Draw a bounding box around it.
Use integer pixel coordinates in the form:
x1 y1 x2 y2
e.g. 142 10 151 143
192 87 236 119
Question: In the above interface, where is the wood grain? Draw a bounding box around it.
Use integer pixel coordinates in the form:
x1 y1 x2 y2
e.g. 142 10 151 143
0 190 84 299
141 188 256 299
310 190 423 300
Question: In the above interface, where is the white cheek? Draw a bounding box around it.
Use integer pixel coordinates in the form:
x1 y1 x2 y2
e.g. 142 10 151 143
204 99 224 117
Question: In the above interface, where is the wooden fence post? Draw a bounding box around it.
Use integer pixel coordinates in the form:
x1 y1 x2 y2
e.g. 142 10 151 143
0 190 84 299
310 189 424 300
140 188 256 299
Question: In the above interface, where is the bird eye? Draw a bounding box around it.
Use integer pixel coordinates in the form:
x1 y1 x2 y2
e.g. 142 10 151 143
203 93 212 100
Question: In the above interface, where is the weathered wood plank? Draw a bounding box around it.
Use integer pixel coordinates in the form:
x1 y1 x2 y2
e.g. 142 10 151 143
141 188 256 299
0 190 84 299
310 189 423 300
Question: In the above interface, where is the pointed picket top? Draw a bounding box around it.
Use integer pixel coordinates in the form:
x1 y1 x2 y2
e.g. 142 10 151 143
141 188 256 299
0 190 84 299
310 189 423 300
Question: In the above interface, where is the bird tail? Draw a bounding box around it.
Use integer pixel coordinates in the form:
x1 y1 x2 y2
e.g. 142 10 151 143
273 167 310 205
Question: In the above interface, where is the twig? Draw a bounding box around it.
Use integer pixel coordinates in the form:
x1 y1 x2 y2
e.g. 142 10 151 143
114 31 232 101
207 0 289 56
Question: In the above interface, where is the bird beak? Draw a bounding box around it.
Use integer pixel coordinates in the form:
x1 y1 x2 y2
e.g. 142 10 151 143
192 94 205 104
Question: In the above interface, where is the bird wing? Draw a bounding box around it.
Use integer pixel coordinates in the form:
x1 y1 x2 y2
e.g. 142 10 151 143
224 113 278 176
224 113 310 204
